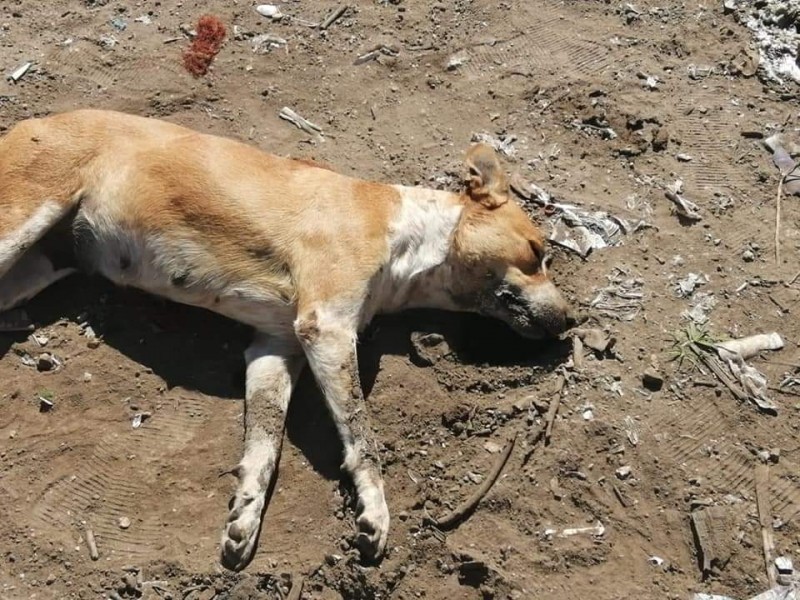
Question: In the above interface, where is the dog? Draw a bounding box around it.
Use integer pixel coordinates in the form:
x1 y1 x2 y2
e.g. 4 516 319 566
0 110 575 570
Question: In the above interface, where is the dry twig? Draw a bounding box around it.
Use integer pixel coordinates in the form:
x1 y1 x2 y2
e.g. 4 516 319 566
428 435 516 530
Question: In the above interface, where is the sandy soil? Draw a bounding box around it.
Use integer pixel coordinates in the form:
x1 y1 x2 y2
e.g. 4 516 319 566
1 1 799 599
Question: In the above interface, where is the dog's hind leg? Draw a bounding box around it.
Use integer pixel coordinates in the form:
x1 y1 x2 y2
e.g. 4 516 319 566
220 333 306 571
0 247 76 313
0 198 77 280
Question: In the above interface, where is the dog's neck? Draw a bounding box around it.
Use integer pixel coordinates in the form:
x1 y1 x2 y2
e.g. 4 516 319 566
362 185 464 321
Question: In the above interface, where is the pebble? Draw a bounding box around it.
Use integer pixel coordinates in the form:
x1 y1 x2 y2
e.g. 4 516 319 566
36 353 55 372
616 466 632 480
642 368 664 391
118 517 131 529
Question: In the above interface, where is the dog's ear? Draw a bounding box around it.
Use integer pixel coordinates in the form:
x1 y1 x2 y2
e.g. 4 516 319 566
464 143 509 209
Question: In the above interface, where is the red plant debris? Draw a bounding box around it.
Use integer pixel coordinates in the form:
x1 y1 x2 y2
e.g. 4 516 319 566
182 15 227 77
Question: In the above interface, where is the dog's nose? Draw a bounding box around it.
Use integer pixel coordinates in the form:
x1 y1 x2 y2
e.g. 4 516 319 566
564 309 579 330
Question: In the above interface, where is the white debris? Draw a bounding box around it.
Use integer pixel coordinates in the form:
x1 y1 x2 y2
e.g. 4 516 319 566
717 333 784 360
732 0 800 84
590 269 644 321
471 132 517 157
683 291 717 325
256 4 283 19
252 33 287 53
676 273 709 298
7 61 32 82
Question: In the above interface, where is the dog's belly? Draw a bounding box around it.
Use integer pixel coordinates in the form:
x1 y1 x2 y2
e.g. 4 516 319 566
72 211 297 337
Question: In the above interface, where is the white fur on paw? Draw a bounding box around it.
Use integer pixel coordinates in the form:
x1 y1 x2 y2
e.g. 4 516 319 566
354 494 390 560
220 492 264 571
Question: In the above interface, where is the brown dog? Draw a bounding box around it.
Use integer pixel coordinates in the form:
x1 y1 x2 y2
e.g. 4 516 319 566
0 110 574 570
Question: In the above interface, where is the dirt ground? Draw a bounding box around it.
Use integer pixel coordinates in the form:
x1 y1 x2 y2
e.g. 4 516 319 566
1 1 800 599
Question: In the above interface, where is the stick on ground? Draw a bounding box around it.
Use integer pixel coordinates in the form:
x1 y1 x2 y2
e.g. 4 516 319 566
755 463 777 588
776 176 783 265
85 528 99 561
286 575 304 600
544 374 566 445
429 434 517 530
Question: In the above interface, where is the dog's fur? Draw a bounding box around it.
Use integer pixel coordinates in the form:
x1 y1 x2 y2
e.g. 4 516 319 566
0 110 574 570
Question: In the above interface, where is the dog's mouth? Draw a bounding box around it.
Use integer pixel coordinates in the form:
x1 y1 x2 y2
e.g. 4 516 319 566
481 283 574 340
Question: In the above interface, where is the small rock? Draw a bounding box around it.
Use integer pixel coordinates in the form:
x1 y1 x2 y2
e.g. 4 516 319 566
467 472 484 484
652 127 669 152
118 517 131 530
616 466 632 480
676 153 693 162
642 368 663 391
36 353 55 372
775 556 793 574
46 573 56 585
483 441 502 454
742 249 755 262
325 553 342 566
409 332 450 366
83 372 92 383
39 396 54 412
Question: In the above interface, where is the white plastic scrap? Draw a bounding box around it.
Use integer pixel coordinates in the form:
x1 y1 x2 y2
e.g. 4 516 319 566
692 585 798 599
676 273 709 298
715 333 784 414
590 268 644 321
471 132 517 157
511 180 650 257
731 0 800 84
683 291 717 325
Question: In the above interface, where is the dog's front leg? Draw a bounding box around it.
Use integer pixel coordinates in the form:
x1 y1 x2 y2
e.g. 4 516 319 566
220 333 305 571
294 310 390 560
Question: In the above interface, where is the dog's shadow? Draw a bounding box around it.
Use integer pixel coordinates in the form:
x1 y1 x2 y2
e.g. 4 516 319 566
2 275 571 483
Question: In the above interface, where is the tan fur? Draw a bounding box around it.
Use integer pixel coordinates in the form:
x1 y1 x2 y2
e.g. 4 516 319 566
0 110 574 571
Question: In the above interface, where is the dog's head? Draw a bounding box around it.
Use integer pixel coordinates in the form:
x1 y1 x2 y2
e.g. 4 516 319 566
446 143 575 339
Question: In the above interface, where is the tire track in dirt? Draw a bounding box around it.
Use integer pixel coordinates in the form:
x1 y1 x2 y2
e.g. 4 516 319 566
43 37 188 92
648 398 800 521
461 7 615 80
32 394 210 561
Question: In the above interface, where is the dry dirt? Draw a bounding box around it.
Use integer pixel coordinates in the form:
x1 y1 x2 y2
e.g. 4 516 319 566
1 1 800 599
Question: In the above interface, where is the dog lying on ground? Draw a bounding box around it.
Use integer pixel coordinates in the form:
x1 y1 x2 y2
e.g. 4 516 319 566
0 110 575 570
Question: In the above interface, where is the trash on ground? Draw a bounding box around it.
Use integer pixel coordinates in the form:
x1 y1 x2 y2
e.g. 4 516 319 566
590 268 644 321
511 179 651 257
666 180 703 222
764 134 800 196
279 106 323 136
729 0 800 85
676 272 709 298
716 332 784 360
252 33 287 53
683 292 717 325
182 15 227 78
471 133 516 157
544 521 605 539
713 334 783 414
132 412 151 429
7 61 32 83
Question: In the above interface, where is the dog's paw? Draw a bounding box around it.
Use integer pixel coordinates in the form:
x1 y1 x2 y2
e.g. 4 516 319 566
219 492 264 571
354 494 390 561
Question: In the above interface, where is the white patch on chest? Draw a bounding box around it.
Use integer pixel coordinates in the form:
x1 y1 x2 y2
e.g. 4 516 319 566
364 186 462 318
